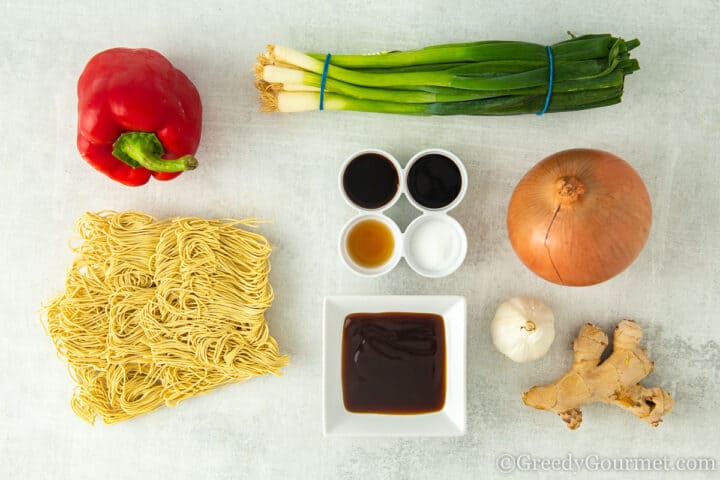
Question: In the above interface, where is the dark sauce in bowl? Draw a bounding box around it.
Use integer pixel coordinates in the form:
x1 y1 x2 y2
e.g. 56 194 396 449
342 153 399 209
407 154 462 209
341 312 446 414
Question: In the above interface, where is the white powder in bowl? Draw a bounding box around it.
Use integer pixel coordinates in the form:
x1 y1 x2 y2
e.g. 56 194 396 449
408 217 461 273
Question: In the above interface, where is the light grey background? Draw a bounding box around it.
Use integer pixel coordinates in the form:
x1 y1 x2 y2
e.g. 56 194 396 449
1 0 719 478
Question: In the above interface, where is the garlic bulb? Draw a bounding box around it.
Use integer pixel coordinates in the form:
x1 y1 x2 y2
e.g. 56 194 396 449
491 297 555 363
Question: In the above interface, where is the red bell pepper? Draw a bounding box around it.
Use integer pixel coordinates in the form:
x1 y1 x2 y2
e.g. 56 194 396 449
77 48 202 186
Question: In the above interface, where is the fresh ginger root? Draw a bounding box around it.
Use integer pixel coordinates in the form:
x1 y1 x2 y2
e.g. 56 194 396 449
522 320 673 430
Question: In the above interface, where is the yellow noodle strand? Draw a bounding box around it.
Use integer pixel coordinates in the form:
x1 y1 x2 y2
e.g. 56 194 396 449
44 211 288 424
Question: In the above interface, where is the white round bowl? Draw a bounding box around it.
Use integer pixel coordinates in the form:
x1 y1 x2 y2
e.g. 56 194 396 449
338 214 404 278
338 149 404 213
403 213 468 278
404 148 468 213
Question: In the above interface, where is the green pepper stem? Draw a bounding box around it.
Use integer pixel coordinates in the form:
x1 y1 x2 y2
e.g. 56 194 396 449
130 152 198 172
112 132 198 172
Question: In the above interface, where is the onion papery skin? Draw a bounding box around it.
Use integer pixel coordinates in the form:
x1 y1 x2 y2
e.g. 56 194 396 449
507 148 652 286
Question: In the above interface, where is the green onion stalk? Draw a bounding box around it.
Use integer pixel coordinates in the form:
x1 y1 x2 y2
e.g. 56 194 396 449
255 34 639 115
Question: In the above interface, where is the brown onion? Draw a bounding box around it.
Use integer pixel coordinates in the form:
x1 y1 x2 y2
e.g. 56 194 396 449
507 149 651 286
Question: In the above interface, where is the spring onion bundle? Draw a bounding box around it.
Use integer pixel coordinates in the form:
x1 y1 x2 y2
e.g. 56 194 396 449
255 34 639 115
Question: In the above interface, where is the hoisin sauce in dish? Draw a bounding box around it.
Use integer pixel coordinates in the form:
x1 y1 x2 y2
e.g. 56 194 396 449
341 312 446 414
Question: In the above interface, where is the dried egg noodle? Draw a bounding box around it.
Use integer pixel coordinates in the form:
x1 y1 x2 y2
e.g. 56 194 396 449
44 211 288 424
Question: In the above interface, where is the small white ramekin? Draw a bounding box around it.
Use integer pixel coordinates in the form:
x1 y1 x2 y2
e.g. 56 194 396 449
403 213 468 278
338 149 404 213
404 148 468 213
338 214 404 278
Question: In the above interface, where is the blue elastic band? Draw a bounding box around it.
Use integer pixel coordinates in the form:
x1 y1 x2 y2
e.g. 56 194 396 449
319 53 331 111
536 46 554 116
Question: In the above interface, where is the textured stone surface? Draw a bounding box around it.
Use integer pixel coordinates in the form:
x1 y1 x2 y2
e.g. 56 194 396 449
1 0 719 478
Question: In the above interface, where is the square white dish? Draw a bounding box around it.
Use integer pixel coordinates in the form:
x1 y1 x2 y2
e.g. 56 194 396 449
323 295 466 436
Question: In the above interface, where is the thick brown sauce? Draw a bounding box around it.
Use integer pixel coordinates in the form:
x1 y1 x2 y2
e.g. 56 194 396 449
341 312 446 414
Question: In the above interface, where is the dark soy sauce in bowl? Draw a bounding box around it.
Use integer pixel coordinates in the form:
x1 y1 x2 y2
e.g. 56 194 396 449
342 153 399 209
407 154 462 209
